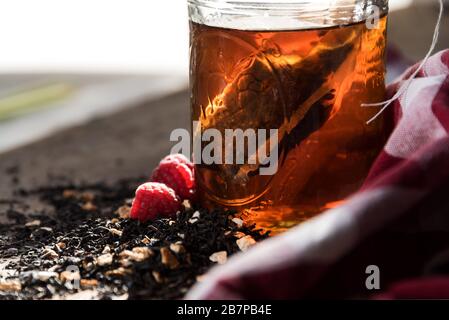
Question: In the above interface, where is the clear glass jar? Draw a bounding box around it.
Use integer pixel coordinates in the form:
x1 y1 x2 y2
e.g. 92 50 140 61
188 0 391 233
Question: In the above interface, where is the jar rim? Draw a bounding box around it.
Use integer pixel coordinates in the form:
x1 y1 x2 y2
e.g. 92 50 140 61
188 0 389 30
188 0 389 12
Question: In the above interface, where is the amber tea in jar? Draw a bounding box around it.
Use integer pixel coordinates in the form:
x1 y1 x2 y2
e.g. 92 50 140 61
188 0 392 233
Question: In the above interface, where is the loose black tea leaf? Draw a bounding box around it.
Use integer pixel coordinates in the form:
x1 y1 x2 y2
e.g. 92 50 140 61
0 179 269 300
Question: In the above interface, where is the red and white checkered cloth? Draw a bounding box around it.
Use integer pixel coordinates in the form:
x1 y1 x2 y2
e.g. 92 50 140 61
187 50 449 300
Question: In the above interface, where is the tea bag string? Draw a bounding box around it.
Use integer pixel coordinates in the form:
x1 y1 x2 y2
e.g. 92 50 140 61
364 0 444 125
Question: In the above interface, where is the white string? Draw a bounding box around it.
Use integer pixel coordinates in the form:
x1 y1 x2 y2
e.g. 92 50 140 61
364 0 444 125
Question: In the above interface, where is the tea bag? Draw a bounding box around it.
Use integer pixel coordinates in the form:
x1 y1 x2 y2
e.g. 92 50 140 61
198 27 360 184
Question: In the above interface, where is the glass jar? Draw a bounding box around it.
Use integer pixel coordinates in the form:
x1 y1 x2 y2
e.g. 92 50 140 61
188 0 391 233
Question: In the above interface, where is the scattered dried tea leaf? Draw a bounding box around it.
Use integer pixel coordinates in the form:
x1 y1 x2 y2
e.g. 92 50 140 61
83 259 95 271
209 251 228 265
60 270 80 283
0 280 21 292
188 211 201 224
152 271 164 284
182 199 192 209
56 242 66 250
48 265 61 273
110 218 119 224
119 247 153 265
21 271 58 282
63 190 94 202
96 253 113 266
115 205 131 219
30 227 53 240
102 245 111 254
41 248 59 260
170 242 185 254
232 218 244 228
109 228 123 237
192 211 201 219
132 247 153 257
160 247 180 269
80 191 95 202
62 189 78 199
234 231 246 239
74 250 85 257
236 235 256 252
82 201 97 212
80 279 98 289
25 220 41 228
63 289 98 300
105 267 131 277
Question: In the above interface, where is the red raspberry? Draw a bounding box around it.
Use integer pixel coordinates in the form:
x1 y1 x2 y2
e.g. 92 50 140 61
151 154 195 201
130 182 181 222
160 154 194 171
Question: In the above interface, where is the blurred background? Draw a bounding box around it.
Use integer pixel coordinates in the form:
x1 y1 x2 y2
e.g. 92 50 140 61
0 0 447 154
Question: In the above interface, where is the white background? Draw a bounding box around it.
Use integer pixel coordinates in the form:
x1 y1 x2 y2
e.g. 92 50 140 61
0 0 413 75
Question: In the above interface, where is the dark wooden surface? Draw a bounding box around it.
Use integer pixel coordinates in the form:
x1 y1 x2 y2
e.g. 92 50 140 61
0 90 189 223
